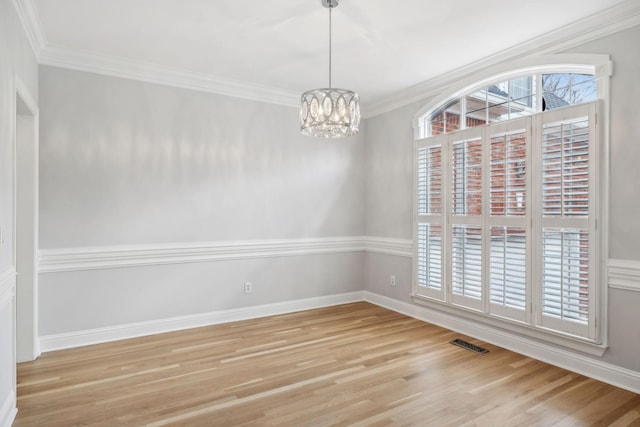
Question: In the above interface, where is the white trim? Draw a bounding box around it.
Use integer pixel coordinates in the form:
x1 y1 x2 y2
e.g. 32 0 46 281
609 259 640 292
39 45 300 108
363 291 640 394
39 291 364 352
39 236 413 273
0 390 17 427
0 269 16 308
14 72 41 363
10 0 45 60
368 0 639 117
39 237 368 273
363 236 412 257
0 270 16 427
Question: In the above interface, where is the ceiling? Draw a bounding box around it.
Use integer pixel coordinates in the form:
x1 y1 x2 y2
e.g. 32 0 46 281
23 0 636 114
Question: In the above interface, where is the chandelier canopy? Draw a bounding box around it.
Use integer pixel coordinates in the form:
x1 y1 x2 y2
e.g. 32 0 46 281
300 0 360 138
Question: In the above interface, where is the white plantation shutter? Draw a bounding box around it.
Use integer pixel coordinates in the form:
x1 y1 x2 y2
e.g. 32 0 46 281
414 100 599 343
537 103 596 339
417 223 442 291
487 122 530 322
542 229 589 324
417 146 443 215
451 138 482 216
541 117 590 217
490 129 527 217
489 226 527 322
415 141 445 300
451 225 483 309
448 129 484 310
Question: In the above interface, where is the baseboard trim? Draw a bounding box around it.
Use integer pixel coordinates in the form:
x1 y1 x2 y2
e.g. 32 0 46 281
363 291 640 394
39 291 365 352
0 390 17 427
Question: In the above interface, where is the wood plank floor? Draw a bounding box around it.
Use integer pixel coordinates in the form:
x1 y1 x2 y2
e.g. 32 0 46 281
15 302 640 426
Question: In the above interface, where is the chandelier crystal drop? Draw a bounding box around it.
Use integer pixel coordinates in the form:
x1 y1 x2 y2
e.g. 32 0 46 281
300 0 360 138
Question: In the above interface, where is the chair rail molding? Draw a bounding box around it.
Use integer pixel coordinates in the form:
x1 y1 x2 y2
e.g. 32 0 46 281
609 259 640 292
363 236 413 258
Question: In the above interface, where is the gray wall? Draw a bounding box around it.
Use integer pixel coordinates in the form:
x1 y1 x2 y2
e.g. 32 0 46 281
364 25 640 372
0 0 39 420
39 67 365 247
38 66 366 335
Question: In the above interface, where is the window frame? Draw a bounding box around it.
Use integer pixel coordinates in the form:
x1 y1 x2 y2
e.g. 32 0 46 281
411 55 611 355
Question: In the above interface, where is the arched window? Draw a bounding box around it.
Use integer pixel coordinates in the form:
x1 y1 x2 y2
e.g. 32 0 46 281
423 73 596 137
412 55 611 350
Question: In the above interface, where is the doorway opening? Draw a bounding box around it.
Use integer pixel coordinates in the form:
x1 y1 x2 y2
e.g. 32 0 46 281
15 77 39 362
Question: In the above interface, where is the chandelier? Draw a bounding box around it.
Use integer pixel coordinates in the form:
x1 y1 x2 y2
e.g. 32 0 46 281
300 0 360 138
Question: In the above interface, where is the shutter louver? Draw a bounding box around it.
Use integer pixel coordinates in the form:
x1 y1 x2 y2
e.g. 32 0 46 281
490 227 526 309
490 131 526 216
417 223 442 290
542 229 589 323
418 146 442 215
542 118 589 217
452 225 482 300
452 138 482 216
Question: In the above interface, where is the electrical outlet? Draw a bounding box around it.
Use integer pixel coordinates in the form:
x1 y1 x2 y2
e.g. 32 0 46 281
244 281 253 294
390 275 396 287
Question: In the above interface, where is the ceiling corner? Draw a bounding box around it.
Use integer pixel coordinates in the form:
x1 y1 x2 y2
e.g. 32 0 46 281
11 0 47 60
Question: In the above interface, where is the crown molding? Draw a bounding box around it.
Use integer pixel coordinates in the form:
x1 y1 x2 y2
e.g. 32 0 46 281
12 1 301 107
39 45 301 108
366 0 640 117
11 0 45 60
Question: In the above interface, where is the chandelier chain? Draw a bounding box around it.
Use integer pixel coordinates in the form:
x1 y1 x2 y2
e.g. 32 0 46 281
328 5 332 88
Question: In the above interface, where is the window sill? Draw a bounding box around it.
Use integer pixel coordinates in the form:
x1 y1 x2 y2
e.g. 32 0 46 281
410 294 608 357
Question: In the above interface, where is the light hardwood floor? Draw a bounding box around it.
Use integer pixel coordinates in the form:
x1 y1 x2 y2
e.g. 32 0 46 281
15 302 640 426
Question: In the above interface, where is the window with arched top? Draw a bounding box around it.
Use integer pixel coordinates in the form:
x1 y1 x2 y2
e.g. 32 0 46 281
412 56 610 352
418 72 598 138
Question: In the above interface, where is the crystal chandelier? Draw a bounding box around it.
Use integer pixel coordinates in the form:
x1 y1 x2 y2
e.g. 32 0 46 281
300 0 360 138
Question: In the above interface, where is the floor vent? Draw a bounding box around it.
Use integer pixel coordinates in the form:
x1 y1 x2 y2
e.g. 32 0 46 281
450 338 488 354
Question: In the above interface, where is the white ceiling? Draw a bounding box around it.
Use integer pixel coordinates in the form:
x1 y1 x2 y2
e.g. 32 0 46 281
26 0 634 113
